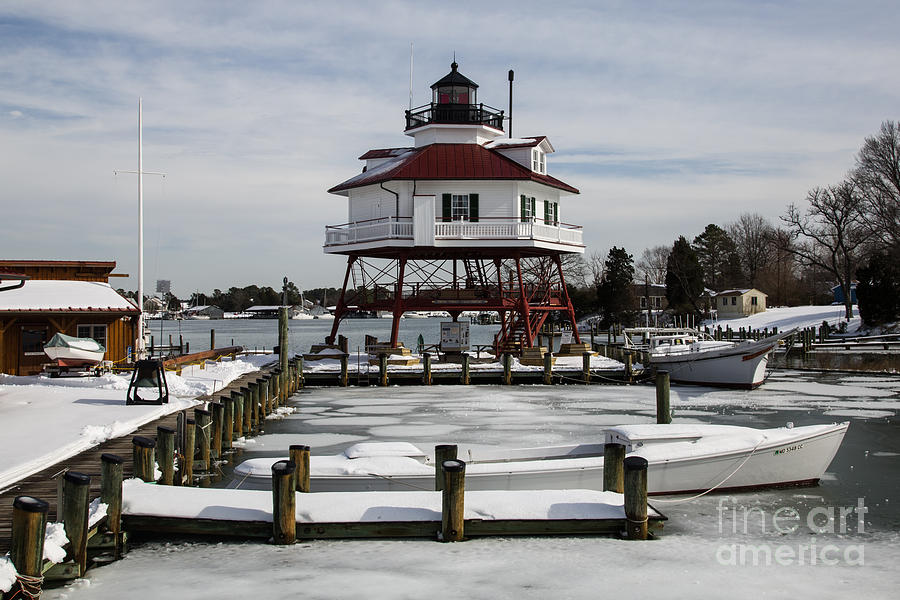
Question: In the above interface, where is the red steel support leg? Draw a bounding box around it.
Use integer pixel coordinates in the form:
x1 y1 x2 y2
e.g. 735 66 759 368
390 257 407 348
553 253 581 343
326 256 356 345
515 253 534 347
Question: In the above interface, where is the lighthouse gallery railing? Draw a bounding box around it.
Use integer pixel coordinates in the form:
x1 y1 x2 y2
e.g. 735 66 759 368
325 217 583 247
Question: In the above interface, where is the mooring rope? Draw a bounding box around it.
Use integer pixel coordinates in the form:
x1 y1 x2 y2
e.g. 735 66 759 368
364 472 434 491
650 436 767 504
9 573 44 600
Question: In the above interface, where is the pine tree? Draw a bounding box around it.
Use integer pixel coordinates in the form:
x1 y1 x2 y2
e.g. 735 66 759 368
665 236 705 316
692 224 744 290
856 248 900 326
596 246 635 328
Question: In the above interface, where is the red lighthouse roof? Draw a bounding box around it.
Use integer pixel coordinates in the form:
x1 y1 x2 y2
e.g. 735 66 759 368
329 142 579 195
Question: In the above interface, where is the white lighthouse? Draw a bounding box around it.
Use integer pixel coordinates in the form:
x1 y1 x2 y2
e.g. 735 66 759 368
323 62 585 353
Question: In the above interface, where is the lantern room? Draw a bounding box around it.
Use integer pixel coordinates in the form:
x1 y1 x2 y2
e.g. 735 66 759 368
406 62 504 132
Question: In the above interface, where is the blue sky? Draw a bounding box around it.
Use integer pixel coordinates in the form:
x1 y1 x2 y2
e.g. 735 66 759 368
1 1 898 296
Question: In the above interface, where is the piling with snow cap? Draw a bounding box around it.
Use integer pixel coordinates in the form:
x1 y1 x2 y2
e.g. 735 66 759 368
132 436 156 482
271 460 296 545
182 417 196 484
62 471 91 576
222 396 234 450
231 390 244 441
210 402 223 460
434 444 458 491
441 459 466 542
157 426 175 485
10 496 48 597
624 456 649 540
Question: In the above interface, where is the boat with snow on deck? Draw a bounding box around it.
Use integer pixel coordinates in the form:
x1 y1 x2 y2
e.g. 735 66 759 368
231 421 848 495
624 327 796 389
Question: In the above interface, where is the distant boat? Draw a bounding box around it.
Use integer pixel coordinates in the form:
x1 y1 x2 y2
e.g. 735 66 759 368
230 422 848 495
43 333 106 367
625 328 795 389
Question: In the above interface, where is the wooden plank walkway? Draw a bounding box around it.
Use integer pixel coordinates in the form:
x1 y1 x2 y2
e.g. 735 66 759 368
0 369 266 555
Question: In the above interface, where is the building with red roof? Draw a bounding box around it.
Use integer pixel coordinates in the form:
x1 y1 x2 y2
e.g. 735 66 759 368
322 63 586 353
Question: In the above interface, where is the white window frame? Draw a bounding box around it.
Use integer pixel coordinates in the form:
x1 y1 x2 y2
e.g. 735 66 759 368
77 324 108 349
532 149 545 174
451 194 469 221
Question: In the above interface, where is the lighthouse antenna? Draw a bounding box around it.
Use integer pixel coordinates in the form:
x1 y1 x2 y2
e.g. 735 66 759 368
408 42 414 111
508 69 514 138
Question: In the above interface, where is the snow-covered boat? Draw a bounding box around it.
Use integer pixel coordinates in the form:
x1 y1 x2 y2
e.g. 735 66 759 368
626 327 794 389
230 421 848 495
42 333 106 367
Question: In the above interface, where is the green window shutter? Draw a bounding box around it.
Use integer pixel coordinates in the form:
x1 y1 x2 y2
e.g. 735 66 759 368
544 201 550 224
553 202 558 225
469 193 479 222
442 193 452 222
530 197 536 221
520 195 527 222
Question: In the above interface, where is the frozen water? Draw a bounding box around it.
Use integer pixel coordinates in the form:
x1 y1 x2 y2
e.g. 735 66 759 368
42 369 900 598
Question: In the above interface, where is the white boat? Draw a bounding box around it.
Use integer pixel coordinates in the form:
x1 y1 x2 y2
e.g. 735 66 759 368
625 327 794 389
230 421 848 495
43 333 106 367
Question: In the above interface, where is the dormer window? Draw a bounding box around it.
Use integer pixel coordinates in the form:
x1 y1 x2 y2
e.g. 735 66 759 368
532 149 545 174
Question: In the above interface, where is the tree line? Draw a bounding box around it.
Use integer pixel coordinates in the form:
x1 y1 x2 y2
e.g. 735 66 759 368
567 120 900 329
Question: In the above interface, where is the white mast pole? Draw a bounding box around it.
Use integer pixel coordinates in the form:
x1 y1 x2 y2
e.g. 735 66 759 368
408 42 414 111
137 98 145 358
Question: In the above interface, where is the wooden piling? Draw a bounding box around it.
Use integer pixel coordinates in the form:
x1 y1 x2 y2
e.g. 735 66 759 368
624 351 633 383
210 402 224 460
582 351 591 384
297 355 304 389
132 436 156 483
195 408 211 469
271 460 296 545
434 444 458 491
210 328 215 350
62 471 91 575
231 390 244 440
289 445 311 493
278 306 289 401
423 352 432 385
543 352 553 385
460 353 470 385
379 353 389 386
157 426 176 485
656 370 671 424
338 334 348 354
603 443 625 493
241 387 252 436
10 496 49 598
339 355 349 387
248 382 260 430
100 453 124 558
441 459 466 542
502 353 512 385
183 418 196 485
222 396 234 450
624 456 649 540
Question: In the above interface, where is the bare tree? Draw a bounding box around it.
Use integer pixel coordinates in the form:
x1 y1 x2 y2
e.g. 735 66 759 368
780 181 876 319
586 250 606 289
854 120 900 248
636 245 670 284
728 213 774 287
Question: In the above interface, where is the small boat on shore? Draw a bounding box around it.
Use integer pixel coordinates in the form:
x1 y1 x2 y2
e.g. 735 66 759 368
43 333 106 367
625 327 795 389
230 421 848 495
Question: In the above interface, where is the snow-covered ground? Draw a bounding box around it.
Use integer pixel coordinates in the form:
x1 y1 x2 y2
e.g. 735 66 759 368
705 305 860 333
21 370 899 600
0 355 275 491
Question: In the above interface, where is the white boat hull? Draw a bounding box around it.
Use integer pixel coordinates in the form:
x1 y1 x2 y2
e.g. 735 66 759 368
43 346 105 366
231 423 848 496
649 333 787 389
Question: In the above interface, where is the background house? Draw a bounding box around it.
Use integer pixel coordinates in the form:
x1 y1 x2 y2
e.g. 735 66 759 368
831 282 858 305
714 288 768 318
631 282 668 312
0 260 139 375
183 305 225 319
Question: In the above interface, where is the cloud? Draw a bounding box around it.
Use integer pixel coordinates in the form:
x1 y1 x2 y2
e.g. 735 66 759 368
0 1 897 296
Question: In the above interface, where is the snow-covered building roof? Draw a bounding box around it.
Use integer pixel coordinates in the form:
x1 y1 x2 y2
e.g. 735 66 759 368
0 280 139 313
